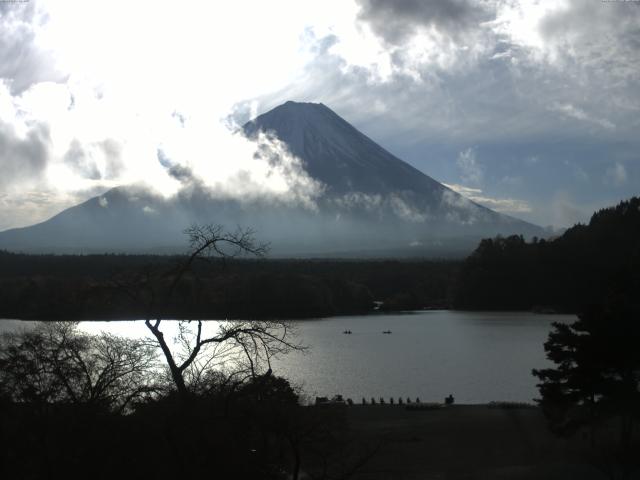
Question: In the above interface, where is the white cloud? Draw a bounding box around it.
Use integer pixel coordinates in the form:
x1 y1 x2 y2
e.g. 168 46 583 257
389 193 429 222
0 0 347 229
456 148 483 185
549 102 615 130
444 183 532 214
332 192 383 211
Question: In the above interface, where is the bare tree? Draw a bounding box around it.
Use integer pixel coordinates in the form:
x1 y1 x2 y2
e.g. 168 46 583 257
0 322 159 413
129 224 302 399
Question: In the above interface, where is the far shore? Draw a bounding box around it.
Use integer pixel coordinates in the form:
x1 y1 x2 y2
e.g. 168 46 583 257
0 308 576 324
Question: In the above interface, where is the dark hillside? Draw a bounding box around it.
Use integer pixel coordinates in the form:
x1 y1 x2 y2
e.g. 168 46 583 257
453 197 640 311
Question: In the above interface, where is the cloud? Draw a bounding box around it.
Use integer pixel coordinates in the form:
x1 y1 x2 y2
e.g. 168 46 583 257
61 137 125 181
356 0 493 45
456 148 482 185
100 139 124 179
0 119 51 188
388 193 429 222
350 0 497 78
281 0 637 146
249 0 639 230
332 192 383 212
491 0 639 132
63 139 101 180
537 0 640 82
0 1 347 230
329 191 433 222
440 189 479 225
156 130 325 212
605 162 627 187
0 0 638 232
444 183 531 214
549 102 615 130
0 2 66 94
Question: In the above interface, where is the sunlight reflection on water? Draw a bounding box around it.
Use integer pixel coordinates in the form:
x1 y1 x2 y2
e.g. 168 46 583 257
0 311 575 404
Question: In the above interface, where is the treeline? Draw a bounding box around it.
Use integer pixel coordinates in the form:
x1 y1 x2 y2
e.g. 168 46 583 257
453 197 640 311
5 196 637 319
0 253 458 320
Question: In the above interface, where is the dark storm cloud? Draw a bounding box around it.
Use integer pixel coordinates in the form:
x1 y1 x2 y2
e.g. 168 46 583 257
0 1 65 94
356 0 494 44
0 120 51 188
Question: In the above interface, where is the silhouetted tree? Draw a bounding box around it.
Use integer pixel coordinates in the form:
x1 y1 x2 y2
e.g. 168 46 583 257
533 300 640 451
0 322 158 413
115 224 302 399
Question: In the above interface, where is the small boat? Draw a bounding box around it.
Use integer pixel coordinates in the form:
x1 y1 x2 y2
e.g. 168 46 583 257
342 330 352 334
382 330 392 334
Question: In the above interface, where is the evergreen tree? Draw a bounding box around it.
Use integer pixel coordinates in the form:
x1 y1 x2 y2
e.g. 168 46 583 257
533 298 640 450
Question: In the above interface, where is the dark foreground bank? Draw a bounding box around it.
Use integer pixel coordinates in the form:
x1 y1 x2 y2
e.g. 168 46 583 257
344 404 626 480
2 399 634 480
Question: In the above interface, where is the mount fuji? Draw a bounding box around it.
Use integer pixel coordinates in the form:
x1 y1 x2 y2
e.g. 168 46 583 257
0 101 541 257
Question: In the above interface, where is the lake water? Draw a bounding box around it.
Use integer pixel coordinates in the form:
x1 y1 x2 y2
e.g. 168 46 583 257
0 311 574 404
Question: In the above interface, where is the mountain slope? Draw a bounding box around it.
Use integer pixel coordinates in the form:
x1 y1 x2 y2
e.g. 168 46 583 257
0 101 542 256
245 101 538 235
245 101 445 196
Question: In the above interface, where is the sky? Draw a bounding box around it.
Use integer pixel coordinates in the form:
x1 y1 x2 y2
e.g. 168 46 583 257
0 0 638 231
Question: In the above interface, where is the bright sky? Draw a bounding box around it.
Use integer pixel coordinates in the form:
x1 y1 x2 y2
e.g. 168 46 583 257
1 0 639 230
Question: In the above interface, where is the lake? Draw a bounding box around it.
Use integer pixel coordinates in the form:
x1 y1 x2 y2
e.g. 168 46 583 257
0 310 574 404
